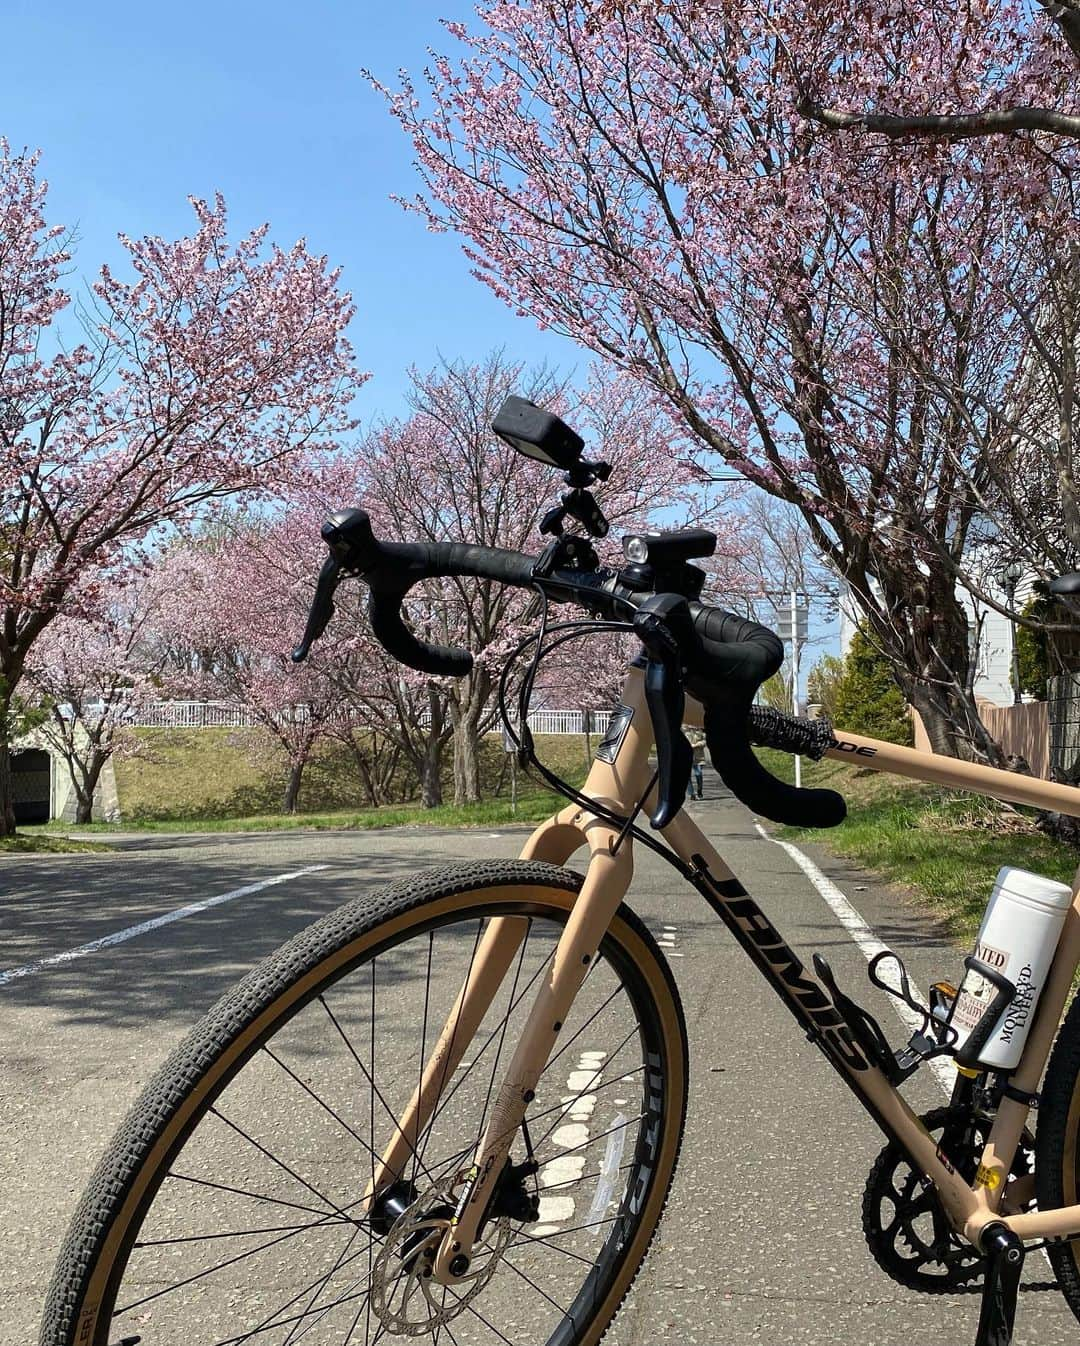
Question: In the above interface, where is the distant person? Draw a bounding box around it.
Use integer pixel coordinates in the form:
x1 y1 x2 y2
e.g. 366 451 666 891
686 728 706 801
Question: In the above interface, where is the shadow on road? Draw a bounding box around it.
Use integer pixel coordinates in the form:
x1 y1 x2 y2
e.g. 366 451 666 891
0 840 474 1032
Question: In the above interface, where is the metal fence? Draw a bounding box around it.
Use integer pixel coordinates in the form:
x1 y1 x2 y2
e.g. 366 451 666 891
1049 674 1080 784
133 701 612 735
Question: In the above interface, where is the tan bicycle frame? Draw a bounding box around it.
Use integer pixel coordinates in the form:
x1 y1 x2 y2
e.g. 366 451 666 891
367 665 1080 1282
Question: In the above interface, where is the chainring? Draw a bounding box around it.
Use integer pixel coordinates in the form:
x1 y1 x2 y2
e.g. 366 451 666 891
862 1105 1034 1294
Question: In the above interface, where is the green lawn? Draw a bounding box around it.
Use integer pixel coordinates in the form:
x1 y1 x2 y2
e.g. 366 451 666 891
1 833 114 854
33 782 570 835
111 728 592 824
756 749 1079 943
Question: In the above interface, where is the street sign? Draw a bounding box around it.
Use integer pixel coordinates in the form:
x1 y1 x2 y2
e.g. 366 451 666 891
774 609 808 644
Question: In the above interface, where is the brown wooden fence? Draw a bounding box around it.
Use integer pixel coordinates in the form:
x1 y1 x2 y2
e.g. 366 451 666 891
912 700 1050 778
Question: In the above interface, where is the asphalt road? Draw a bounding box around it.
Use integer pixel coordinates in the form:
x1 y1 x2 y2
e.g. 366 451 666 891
3 777 1078 1346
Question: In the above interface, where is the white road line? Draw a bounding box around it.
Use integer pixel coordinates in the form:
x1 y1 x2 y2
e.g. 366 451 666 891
759 825 1059 1276
0 865 331 988
754 824 955 1093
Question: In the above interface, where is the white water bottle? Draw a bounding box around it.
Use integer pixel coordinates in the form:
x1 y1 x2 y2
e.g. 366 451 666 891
950 866 1073 1070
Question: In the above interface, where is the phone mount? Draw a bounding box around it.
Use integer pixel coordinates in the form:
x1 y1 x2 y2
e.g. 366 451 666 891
492 395 612 539
539 461 613 539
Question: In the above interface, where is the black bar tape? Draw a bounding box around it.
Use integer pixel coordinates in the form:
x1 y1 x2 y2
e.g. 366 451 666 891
685 605 845 829
747 706 839 761
364 541 537 677
704 702 847 828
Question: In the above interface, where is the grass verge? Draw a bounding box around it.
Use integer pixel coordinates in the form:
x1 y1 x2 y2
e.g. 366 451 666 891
29 782 570 835
1 833 114 854
114 729 593 823
755 749 1079 945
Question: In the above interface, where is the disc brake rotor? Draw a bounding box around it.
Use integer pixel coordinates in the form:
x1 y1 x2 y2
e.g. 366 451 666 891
370 1176 513 1337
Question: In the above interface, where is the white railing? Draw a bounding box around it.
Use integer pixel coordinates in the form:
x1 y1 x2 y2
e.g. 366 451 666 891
136 701 258 728
132 701 612 735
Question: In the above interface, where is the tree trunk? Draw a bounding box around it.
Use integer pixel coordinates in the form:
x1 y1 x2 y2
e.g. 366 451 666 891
903 677 1008 766
283 759 305 814
454 714 482 806
0 731 14 837
419 742 443 808
451 670 488 806
72 747 109 825
74 787 94 826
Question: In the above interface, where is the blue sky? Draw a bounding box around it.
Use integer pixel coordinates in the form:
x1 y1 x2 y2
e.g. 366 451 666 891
1 0 839 667
1 0 579 424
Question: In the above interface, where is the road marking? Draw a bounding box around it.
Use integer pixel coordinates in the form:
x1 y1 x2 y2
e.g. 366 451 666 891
754 824 954 1092
535 1049 608 1234
0 865 331 988
758 825 1059 1275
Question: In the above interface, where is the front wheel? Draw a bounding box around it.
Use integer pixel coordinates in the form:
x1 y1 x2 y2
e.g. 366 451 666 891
42 859 688 1346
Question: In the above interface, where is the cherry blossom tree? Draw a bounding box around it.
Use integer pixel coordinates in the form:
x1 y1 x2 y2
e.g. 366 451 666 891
786 0 1080 145
591 1 1080 144
0 139 362 831
356 353 699 803
153 526 354 815
25 571 165 824
379 3 1076 762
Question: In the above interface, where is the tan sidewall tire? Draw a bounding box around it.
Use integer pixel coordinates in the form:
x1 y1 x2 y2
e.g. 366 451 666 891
41 860 687 1346
1036 988 1080 1319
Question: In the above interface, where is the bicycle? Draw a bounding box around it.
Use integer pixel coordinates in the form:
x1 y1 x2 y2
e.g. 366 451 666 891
40 397 1080 1346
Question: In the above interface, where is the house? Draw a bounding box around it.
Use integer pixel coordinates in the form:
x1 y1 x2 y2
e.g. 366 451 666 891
838 570 1029 709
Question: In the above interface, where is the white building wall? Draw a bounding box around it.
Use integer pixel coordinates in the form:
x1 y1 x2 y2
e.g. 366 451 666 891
838 574 1028 709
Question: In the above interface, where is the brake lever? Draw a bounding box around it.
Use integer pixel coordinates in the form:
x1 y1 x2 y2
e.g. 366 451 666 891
291 554 341 663
633 596 693 829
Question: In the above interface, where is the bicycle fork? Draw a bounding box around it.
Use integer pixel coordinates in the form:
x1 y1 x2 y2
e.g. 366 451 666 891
365 818 634 1284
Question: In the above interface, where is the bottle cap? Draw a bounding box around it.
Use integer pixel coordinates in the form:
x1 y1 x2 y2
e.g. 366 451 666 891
996 866 1074 909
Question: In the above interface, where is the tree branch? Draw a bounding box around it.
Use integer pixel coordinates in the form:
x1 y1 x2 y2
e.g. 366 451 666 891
798 97 1080 142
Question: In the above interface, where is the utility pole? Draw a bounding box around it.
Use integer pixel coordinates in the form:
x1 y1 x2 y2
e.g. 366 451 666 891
791 589 802 788
774 591 809 787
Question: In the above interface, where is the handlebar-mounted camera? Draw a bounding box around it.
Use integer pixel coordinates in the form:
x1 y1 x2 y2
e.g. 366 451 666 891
492 395 612 539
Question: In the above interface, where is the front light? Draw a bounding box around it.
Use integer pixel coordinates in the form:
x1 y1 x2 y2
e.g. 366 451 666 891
624 535 649 564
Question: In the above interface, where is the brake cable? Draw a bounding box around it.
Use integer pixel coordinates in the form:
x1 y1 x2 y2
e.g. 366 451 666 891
496 591 695 875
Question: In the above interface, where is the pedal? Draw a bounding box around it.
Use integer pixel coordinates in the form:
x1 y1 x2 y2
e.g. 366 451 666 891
975 1224 1025 1346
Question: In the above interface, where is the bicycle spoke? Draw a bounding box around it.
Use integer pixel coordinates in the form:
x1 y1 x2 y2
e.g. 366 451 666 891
165 1172 334 1219
262 1044 381 1158
504 1228 600 1266
282 1222 364 1346
490 1242 573 1318
476 920 532 1147
410 930 436 1193
534 1160 635 1197
451 1285 519 1346
208 1250 380 1346
208 1106 350 1217
537 1113 646 1165
509 1211 621 1243
117 1198 366 1316
529 1025 642 1153
541 976 621 1078
319 991 437 1188
414 919 486 1178
134 1217 354 1247
500 1065 644 1138
366 958 377 1346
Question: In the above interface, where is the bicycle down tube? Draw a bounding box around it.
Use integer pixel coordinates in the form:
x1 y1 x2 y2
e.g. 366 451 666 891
367 663 1080 1284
